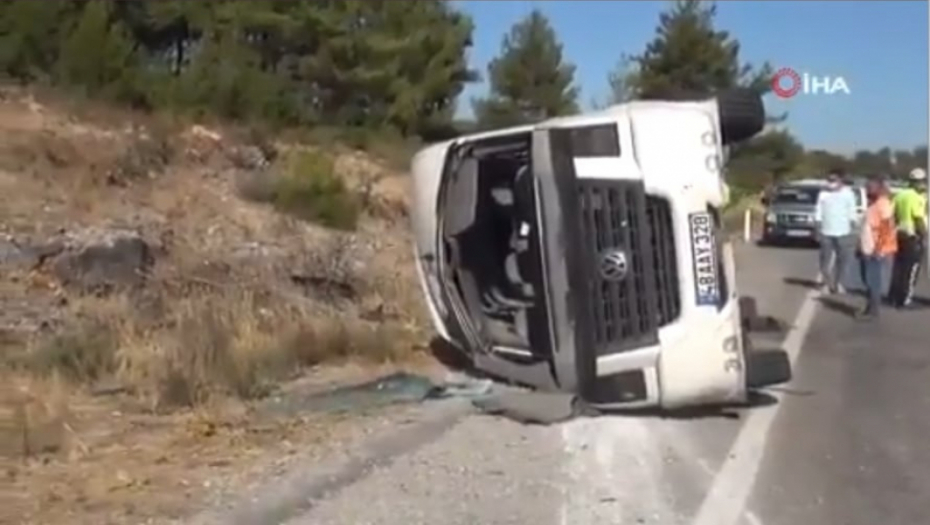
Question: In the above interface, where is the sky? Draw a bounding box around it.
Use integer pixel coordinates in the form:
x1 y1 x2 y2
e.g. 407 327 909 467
453 0 929 155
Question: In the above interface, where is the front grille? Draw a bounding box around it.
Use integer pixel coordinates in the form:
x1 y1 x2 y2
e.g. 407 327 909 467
648 197 681 323
777 213 811 225
576 180 681 355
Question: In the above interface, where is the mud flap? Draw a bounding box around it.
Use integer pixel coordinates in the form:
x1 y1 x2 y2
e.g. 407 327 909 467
745 348 792 389
739 295 792 389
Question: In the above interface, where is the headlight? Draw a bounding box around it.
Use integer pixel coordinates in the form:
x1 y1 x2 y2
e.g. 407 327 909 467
765 212 776 223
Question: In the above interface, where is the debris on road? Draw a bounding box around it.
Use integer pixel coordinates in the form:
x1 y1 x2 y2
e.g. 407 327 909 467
433 372 494 399
261 372 494 418
472 391 600 425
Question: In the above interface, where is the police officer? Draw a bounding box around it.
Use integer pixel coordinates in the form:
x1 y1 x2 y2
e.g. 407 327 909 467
888 168 928 308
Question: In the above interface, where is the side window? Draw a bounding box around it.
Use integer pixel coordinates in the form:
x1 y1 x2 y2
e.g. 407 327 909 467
568 124 620 158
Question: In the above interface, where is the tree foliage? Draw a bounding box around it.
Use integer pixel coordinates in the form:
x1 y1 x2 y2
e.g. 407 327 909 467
606 56 637 105
613 0 928 192
617 0 797 191
0 0 922 180
726 128 804 187
0 0 478 138
472 9 579 129
626 0 772 100
847 146 927 178
56 0 141 102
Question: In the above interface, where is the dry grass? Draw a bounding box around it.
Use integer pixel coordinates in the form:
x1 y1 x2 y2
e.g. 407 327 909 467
237 148 362 231
0 371 384 525
0 375 73 460
0 86 435 523
0 85 428 408
287 125 422 174
5 268 420 414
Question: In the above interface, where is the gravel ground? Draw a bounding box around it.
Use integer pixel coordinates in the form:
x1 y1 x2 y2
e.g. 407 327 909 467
293 413 566 525
183 242 815 525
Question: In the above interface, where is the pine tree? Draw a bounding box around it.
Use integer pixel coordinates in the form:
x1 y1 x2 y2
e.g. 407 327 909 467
171 20 289 122
0 0 482 138
294 1 476 133
472 9 578 129
725 129 804 187
0 0 83 80
625 0 772 100
606 56 638 105
620 0 795 190
56 0 142 103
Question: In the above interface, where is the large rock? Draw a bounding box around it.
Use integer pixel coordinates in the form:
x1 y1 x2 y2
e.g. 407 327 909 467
0 237 28 267
4 237 65 268
50 229 154 293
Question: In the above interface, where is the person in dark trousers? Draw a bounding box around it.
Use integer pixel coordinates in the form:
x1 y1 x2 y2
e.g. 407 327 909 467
857 177 897 320
888 168 928 308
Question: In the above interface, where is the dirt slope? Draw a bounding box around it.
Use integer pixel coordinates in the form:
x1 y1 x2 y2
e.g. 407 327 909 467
0 87 439 524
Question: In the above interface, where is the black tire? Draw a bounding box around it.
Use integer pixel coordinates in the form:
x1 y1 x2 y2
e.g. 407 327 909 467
716 88 766 145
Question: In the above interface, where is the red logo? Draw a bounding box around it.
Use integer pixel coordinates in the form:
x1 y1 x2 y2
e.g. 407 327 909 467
771 67 802 99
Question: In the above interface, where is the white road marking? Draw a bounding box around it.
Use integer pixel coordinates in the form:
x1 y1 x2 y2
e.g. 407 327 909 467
745 510 765 525
689 288 820 525
695 457 715 478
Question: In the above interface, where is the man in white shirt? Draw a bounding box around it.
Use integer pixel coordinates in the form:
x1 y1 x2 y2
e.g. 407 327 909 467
815 171 859 294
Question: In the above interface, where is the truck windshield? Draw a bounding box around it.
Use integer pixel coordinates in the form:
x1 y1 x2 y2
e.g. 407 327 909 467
772 187 820 205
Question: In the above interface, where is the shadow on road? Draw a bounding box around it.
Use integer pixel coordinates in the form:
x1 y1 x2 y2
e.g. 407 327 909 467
756 240 818 250
817 296 860 317
783 276 820 289
605 391 779 421
744 314 788 333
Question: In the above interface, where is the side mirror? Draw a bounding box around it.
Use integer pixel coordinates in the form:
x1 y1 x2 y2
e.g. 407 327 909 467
761 196 769 206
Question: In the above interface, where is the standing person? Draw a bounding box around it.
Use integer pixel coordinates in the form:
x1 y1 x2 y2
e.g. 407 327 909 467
814 170 858 294
857 176 898 320
888 168 928 308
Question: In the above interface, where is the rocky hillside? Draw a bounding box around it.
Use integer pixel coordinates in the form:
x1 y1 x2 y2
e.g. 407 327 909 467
0 86 442 523
0 85 432 417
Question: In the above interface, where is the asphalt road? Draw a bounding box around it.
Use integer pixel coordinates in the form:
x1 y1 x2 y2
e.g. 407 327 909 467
747 251 930 525
191 240 930 525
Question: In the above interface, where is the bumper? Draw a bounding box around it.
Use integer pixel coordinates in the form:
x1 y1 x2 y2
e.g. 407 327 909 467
589 273 747 410
423 277 752 410
423 286 787 410
763 223 817 241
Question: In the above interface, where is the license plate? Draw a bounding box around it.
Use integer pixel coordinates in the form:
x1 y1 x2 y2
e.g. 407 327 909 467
786 229 810 237
689 212 719 306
